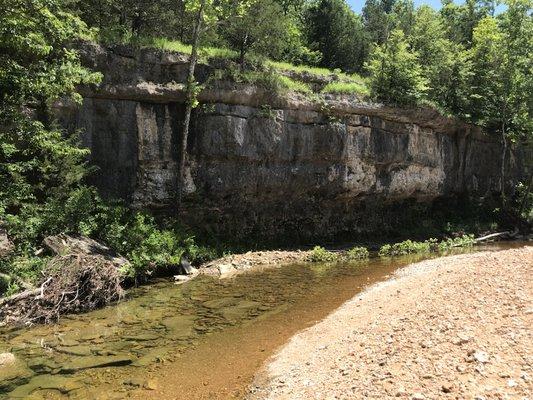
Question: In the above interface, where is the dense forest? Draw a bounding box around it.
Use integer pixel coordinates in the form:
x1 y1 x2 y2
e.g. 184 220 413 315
0 0 532 297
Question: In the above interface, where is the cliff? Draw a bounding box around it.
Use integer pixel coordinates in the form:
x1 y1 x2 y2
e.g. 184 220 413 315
57 43 526 242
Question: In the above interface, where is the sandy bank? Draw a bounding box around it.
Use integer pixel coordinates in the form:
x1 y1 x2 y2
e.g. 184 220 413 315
250 246 533 400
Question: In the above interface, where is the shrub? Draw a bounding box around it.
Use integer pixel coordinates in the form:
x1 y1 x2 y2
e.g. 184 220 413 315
379 235 476 257
344 246 369 260
378 239 433 256
438 234 476 251
308 246 338 262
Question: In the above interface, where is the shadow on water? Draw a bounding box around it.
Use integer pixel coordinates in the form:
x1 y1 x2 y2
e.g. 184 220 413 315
0 242 528 399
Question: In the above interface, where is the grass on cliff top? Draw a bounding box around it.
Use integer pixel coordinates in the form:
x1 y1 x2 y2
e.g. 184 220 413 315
128 36 369 97
136 37 239 60
321 81 370 97
267 61 341 78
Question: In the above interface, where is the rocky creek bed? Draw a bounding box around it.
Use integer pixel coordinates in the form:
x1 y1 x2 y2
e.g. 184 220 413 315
250 246 533 400
0 243 529 399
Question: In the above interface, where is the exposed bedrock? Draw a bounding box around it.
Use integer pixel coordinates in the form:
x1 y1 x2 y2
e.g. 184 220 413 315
57 43 526 242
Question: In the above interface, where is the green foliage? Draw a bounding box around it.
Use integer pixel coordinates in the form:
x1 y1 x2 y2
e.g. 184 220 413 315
379 235 476 256
308 246 339 262
408 6 472 114
467 2 532 139
366 29 427 106
439 0 493 47
268 61 336 77
258 105 276 119
0 0 101 254
378 239 433 256
227 68 312 94
344 246 370 260
362 0 396 45
438 234 476 251
0 1 222 291
220 0 297 63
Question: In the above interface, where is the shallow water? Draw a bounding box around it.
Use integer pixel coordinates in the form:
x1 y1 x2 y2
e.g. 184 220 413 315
0 242 527 399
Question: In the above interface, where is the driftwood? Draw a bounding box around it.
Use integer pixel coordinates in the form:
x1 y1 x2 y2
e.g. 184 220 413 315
0 288 40 308
475 229 518 243
1 254 124 326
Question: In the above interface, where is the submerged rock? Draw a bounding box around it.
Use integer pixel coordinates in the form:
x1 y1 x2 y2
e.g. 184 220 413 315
59 355 132 374
56 345 95 356
7 375 84 398
221 300 261 321
0 352 34 392
161 315 196 338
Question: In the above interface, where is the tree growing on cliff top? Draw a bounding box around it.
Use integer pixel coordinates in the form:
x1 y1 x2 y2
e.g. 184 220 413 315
178 0 254 205
467 0 533 205
365 29 427 106
221 0 295 65
304 0 369 72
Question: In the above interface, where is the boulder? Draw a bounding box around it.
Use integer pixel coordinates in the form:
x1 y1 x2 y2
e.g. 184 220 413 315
0 352 34 392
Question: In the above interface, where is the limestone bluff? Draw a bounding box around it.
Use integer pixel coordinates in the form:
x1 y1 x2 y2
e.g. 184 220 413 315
56 42 526 243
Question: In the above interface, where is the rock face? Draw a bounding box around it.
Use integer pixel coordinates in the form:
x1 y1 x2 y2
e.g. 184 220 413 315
0 227 14 259
57 43 526 242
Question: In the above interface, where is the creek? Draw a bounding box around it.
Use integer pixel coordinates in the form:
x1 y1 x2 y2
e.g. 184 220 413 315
0 242 525 399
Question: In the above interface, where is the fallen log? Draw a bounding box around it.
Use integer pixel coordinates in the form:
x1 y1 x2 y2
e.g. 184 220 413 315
475 230 516 242
0 289 40 308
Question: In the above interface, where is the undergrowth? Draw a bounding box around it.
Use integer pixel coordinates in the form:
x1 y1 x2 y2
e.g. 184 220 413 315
308 246 338 262
378 235 475 257
344 246 370 260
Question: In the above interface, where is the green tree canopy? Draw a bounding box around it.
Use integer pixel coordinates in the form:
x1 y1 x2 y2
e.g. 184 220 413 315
304 0 369 72
0 0 100 246
365 29 427 105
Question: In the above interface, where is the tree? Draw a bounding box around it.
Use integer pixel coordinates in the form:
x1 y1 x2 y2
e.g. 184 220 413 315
391 0 416 37
273 0 306 14
362 0 397 45
304 0 369 72
468 0 533 205
409 6 472 114
178 0 254 205
178 0 206 206
365 29 427 106
440 0 493 47
221 0 294 65
0 0 101 245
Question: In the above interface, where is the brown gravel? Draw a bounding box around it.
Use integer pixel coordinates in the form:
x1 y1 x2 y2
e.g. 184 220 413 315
250 246 533 400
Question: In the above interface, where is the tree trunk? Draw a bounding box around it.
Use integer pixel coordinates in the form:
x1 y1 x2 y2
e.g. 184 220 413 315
518 171 533 215
239 34 249 69
177 0 205 206
500 119 508 208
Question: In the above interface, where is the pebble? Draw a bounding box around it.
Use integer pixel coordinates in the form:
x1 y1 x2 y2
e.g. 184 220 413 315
473 351 490 363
